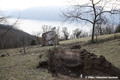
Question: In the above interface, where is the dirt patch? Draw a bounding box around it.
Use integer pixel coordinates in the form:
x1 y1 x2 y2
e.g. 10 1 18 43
38 46 120 79
71 45 81 49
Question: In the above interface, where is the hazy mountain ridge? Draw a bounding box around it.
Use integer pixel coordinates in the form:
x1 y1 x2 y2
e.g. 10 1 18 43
0 24 35 49
4 6 66 21
3 6 120 23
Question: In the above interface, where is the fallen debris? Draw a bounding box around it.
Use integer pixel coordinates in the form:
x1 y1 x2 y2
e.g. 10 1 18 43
38 46 120 79
71 44 81 49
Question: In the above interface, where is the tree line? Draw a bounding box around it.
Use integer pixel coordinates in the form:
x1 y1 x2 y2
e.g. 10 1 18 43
0 23 120 49
32 24 120 45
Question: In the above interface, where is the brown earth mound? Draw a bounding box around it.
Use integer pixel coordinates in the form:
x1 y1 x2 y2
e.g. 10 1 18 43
38 46 120 79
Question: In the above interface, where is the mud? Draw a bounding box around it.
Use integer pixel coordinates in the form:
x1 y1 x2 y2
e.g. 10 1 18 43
38 45 120 79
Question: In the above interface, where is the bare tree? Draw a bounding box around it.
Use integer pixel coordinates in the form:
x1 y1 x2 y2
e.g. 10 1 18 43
73 28 82 39
22 37 26 54
115 24 120 33
42 25 52 33
42 25 60 38
62 0 120 43
52 27 60 38
81 31 89 37
62 27 69 40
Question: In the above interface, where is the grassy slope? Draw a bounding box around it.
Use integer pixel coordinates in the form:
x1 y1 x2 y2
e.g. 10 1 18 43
83 39 120 69
60 33 120 44
60 33 120 69
0 33 120 80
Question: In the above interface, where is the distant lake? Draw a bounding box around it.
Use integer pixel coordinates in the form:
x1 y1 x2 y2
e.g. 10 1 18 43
7 18 92 35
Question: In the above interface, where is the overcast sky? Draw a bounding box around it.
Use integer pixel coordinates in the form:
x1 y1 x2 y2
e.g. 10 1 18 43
0 0 91 10
1 0 117 10
0 0 71 10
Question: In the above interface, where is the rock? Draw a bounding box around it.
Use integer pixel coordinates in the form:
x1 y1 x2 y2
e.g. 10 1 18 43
1 53 10 57
42 31 59 46
1 54 6 57
38 45 120 79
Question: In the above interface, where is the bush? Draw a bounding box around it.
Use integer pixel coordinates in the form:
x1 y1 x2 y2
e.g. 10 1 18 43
30 40 36 45
115 24 120 33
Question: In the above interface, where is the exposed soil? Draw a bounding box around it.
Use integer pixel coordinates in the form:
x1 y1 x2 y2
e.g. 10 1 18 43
38 45 120 80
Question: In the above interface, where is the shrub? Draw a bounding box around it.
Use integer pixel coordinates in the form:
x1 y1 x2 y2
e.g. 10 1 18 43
30 40 36 45
115 24 120 33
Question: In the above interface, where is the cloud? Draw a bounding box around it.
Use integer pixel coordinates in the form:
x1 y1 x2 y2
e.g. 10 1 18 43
0 0 70 10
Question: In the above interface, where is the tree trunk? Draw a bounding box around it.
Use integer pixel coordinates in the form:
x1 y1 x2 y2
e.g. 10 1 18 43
96 34 98 42
99 26 103 35
92 23 95 43
23 44 26 54
22 37 26 54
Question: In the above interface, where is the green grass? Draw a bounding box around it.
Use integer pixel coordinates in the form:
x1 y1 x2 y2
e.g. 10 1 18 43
0 33 120 80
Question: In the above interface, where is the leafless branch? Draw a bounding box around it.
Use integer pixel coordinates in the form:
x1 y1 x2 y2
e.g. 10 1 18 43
95 0 102 5
0 17 20 38
76 16 93 24
62 0 120 43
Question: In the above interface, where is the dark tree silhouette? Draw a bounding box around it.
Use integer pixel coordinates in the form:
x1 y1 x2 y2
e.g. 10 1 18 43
115 24 120 33
62 27 69 40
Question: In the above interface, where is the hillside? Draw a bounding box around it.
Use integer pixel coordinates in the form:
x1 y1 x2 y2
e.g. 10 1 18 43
0 24 35 49
0 33 120 80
